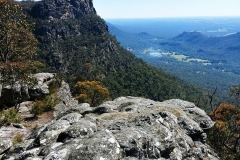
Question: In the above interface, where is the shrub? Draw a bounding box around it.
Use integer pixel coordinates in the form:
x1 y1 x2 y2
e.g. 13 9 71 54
31 100 45 116
48 79 62 94
208 103 240 159
31 94 59 116
44 94 59 111
74 81 109 106
0 108 22 125
12 134 24 145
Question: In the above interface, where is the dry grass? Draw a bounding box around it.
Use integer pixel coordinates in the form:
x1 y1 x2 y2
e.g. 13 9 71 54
12 133 24 145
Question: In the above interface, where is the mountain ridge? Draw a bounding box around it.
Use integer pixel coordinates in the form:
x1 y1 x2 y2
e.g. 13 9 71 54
172 31 240 49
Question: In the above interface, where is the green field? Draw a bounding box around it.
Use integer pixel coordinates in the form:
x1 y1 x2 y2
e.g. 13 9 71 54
144 48 211 65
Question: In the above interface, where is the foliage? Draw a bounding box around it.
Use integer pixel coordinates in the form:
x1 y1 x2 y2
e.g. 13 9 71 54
27 61 46 74
48 78 62 94
0 108 22 125
0 0 38 108
29 78 61 116
229 85 240 106
0 62 37 87
0 0 37 64
31 100 44 116
74 81 109 107
43 94 59 111
31 94 59 116
12 133 24 145
208 103 240 159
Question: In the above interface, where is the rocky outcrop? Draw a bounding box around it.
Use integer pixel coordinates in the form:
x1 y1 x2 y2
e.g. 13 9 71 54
53 80 80 117
2 97 218 160
23 0 109 73
29 0 105 41
0 73 55 108
30 73 56 98
30 0 96 20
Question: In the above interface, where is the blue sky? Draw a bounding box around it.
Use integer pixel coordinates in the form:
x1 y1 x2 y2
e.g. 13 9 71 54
93 0 240 19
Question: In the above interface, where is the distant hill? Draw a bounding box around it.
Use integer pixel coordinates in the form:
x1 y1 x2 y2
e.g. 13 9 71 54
159 32 240 71
170 31 240 52
173 32 208 42
108 22 160 52
154 32 240 96
107 23 240 99
20 0 209 109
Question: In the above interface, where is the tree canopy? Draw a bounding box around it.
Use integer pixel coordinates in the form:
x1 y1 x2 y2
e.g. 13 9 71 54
208 103 240 159
0 0 37 65
74 81 109 107
0 0 38 108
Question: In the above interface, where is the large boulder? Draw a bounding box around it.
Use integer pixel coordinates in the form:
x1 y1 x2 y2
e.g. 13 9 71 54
1 97 218 160
0 73 55 108
29 73 56 98
53 81 80 117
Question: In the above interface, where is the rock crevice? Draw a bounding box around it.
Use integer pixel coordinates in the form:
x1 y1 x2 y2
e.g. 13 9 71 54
2 96 218 160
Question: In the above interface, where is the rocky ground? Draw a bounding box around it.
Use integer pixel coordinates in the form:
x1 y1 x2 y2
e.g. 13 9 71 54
0 101 54 139
1 96 219 160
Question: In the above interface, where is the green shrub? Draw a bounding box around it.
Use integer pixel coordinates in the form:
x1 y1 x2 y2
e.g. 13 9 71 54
43 94 59 111
0 108 22 125
31 94 59 116
31 100 45 116
48 80 61 94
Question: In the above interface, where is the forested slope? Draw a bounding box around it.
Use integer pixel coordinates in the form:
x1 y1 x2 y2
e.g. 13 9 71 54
21 0 209 109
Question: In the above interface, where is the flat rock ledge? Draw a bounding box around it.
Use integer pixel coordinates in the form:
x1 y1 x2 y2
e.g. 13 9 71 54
1 96 218 160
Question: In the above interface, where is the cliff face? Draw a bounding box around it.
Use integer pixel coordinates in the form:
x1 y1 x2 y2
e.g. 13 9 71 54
2 96 218 160
30 0 96 20
29 0 107 42
24 0 110 74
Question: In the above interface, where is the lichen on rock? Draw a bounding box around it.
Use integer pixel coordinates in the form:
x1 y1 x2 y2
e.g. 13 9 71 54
2 96 219 160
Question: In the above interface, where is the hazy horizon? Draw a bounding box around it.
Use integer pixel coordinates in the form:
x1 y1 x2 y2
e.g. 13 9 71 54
104 16 240 21
93 0 240 19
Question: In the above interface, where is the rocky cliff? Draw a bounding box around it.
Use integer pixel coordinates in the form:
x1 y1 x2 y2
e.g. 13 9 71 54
30 0 96 20
2 96 218 159
30 0 106 42
0 73 56 107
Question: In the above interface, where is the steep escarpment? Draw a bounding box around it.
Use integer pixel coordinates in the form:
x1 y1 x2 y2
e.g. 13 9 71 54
2 97 218 160
29 0 96 20
21 0 207 107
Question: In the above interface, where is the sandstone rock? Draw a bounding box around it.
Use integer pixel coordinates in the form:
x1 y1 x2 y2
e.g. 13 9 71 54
54 81 80 117
0 73 55 107
30 0 96 20
1 97 218 160
163 99 215 129
29 73 56 98
0 138 12 155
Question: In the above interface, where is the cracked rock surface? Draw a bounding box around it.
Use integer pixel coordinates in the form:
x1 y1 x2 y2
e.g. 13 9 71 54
2 97 218 160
